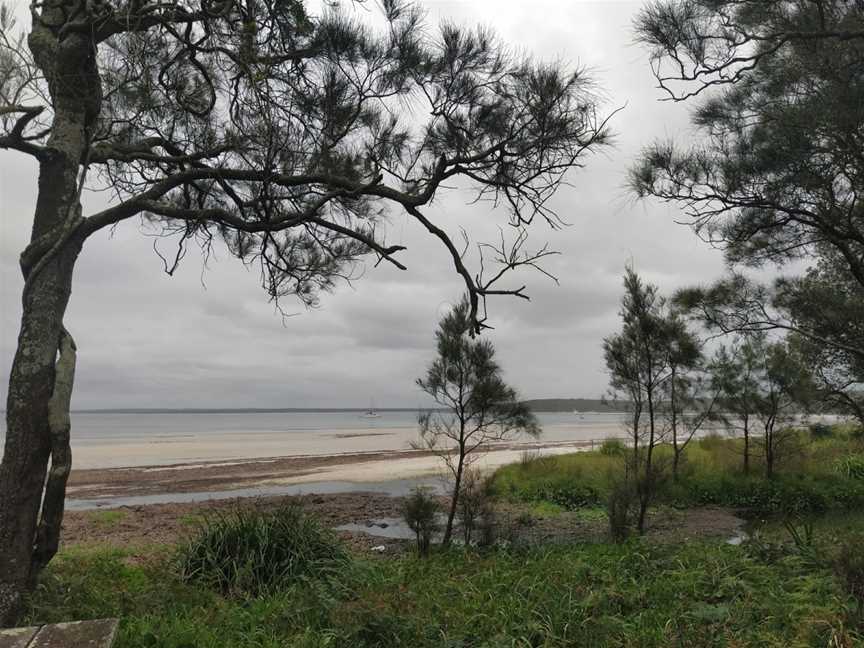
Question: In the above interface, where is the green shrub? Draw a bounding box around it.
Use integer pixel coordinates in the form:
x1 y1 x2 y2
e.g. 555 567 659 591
833 455 864 480
523 481 601 510
810 422 835 439
492 436 864 516
401 486 440 556
835 535 864 614
606 479 635 542
599 438 626 456
177 505 347 596
669 473 864 514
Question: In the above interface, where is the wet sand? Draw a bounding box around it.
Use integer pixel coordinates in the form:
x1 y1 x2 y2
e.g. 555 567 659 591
66 439 598 501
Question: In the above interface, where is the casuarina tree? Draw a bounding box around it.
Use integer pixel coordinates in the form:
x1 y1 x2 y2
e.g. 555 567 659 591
631 0 864 420
0 0 612 623
603 267 679 533
416 296 539 546
710 337 763 474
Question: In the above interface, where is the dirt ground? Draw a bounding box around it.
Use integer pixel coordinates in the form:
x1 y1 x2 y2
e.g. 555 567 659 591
62 493 745 557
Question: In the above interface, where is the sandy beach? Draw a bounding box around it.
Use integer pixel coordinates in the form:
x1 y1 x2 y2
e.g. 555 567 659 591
20 410 630 507
66 438 599 503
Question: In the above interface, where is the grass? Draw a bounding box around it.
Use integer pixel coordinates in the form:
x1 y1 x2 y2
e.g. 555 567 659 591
89 510 127 526
491 428 864 515
25 536 863 647
177 505 348 596
21 424 864 646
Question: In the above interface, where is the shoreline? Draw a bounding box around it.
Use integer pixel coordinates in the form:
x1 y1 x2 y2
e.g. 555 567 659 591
66 439 599 504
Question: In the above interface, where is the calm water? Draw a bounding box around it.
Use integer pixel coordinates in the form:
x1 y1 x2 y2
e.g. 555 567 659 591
0 410 623 442
0 410 631 469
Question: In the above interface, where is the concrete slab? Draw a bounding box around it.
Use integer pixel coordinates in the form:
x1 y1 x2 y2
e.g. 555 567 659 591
0 626 39 648
0 619 118 648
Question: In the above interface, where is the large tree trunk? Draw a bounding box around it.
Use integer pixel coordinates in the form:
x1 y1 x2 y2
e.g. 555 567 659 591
0 9 97 626
0 245 81 626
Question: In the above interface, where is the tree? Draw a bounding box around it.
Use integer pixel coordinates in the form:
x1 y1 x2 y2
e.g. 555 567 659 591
416 297 539 546
710 337 764 474
0 0 612 623
754 338 815 478
711 333 814 478
776 256 864 424
634 0 864 102
631 0 864 422
658 311 716 481
603 268 678 533
674 269 864 426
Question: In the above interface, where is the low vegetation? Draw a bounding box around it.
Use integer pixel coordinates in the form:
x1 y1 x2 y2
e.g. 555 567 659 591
22 421 864 645
177 505 347 596
400 487 440 556
26 533 863 647
492 427 864 516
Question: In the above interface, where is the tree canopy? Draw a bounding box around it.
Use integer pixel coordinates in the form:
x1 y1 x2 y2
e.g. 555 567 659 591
0 0 613 625
417 296 538 545
1 0 612 327
631 0 864 420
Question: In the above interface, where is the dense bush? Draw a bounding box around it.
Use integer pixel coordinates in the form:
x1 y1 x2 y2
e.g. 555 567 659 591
606 479 635 542
521 481 601 510
401 487 440 555
834 455 864 481
835 535 864 614
810 422 835 439
493 433 864 516
599 438 626 456
177 505 347 596
667 474 864 514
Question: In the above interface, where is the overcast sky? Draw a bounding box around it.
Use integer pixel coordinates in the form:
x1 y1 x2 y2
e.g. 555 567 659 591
0 0 730 409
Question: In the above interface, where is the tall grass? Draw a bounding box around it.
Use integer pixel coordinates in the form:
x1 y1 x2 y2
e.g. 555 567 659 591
177 505 347 596
26 540 862 647
492 431 864 514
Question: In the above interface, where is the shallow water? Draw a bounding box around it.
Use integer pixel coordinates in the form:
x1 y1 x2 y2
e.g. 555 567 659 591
2 410 632 469
334 517 420 540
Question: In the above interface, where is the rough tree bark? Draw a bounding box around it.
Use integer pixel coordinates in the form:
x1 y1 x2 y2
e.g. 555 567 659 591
0 11 96 626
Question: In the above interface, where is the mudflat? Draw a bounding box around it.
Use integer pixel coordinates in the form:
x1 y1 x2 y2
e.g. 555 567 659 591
66 439 595 500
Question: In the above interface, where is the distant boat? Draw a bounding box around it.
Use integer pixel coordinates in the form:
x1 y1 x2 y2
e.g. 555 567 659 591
361 400 381 418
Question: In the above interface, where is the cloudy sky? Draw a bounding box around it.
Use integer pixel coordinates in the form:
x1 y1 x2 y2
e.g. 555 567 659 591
0 0 729 409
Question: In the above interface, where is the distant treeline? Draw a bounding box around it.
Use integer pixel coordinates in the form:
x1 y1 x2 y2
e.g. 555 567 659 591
522 399 631 413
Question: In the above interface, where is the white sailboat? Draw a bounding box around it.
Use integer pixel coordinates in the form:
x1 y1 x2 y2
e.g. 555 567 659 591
360 399 381 418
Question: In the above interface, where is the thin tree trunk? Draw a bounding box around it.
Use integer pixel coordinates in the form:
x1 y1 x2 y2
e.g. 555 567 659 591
646 382 656 475
670 370 679 481
639 382 657 535
743 415 750 475
764 413 776 479
443 445 465 547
